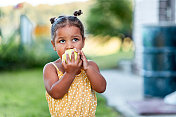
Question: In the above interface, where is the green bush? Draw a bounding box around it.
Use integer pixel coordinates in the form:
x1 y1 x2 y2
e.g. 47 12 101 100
0 38 58 70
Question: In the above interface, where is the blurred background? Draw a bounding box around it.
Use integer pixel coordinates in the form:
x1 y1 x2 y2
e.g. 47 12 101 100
0 0 134 116
0 0 134 70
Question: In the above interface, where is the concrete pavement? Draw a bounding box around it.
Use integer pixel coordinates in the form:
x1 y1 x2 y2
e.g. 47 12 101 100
100 69 176 117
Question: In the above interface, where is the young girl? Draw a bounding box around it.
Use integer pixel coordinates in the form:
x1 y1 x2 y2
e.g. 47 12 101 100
43 10 106 117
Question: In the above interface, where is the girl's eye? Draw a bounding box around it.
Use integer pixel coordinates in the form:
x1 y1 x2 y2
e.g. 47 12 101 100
59 40 65 43
73 38 79 42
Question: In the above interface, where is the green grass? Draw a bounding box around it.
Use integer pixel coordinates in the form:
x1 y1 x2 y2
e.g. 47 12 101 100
90 51 134 70
0 68 119 117
96 94 119 117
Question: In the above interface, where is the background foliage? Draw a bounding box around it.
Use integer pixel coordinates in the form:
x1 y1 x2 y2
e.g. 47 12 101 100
0 0 134 70
0 35 58 70
86 0 133 37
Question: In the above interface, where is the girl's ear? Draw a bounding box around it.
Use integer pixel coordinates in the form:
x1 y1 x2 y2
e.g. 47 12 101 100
51 40 56 51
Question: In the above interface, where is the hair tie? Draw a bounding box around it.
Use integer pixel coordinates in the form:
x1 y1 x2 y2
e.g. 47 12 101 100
54 18 57 22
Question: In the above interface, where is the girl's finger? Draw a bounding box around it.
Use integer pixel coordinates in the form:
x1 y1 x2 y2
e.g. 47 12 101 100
76 53 81 63
71 51 75 63
78 59 83 67
81 50 87 61
66 53 71 64
62 60 67 69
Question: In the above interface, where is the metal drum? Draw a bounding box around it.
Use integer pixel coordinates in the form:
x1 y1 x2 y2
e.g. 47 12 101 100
142 25 176 98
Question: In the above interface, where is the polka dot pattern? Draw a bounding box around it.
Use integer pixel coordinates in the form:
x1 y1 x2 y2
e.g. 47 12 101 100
45 62 97 117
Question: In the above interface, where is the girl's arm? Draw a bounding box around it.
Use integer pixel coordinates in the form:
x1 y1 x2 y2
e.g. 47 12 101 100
85 61 107 93
43 52 82 99
43 63 76 99
81 50 107 93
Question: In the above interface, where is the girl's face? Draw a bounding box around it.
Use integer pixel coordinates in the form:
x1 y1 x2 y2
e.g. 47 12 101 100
51 25 85 59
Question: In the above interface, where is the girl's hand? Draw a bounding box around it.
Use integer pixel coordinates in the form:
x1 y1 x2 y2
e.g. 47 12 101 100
62 50 82 76
74 48 89 70
80 50 89 71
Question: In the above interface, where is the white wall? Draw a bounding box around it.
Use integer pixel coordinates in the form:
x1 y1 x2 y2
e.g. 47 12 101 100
175 0 176 22
133 0 159 75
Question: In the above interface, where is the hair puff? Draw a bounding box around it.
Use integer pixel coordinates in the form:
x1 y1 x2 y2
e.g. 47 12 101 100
50 17 56 24
73 10 83 16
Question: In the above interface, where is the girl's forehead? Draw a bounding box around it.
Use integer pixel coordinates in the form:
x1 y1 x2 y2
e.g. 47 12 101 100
56 26 81 36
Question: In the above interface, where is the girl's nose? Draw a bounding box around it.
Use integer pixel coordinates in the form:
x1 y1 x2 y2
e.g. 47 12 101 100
66 42 74 50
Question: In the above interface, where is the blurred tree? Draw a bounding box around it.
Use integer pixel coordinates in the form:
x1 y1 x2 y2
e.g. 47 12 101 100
0 9 3 18
0 8 4 38
86 0 133 38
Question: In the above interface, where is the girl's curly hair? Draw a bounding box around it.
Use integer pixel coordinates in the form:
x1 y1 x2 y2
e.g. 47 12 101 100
50 10 84 43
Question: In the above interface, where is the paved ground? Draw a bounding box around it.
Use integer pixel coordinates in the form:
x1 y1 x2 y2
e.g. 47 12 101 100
100 69 176 117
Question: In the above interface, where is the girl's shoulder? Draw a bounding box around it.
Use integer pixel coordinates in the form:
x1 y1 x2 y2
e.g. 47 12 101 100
87 60 96 65
87 60 100 72
43 59 64 74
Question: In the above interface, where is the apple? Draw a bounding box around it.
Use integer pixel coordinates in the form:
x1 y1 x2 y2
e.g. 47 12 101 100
62 49 78 63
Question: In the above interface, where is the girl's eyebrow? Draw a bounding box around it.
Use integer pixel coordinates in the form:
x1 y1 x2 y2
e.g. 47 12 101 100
57 36 65 39
72 35 81 38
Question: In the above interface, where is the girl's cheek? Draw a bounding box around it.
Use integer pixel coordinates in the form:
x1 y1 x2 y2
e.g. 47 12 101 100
56 52 62 58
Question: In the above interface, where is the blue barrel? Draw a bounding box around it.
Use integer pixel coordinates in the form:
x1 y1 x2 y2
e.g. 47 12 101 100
142 25 176 98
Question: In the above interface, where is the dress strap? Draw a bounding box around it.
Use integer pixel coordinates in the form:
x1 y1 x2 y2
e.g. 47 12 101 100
51 62 59 71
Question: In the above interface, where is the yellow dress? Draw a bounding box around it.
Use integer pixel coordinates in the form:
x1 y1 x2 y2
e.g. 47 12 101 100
46 62 97 117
